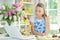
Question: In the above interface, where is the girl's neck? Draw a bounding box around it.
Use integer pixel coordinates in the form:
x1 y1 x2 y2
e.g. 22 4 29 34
36 16 42 20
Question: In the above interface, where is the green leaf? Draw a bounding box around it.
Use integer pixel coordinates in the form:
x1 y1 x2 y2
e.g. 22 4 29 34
19 11 22 16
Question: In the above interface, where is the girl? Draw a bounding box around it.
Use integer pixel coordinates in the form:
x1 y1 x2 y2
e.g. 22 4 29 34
31 3 50 36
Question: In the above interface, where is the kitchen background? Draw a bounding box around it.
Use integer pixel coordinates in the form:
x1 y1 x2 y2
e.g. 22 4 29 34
0 0 60 39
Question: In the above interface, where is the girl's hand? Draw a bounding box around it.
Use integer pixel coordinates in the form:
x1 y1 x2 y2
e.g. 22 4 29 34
45 16 50 23
42 33 46 36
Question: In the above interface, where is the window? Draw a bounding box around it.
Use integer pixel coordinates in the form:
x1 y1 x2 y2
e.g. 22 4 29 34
45 0 58 24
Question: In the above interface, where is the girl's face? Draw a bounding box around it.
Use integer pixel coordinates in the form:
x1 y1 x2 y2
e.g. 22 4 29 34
35 6 44 18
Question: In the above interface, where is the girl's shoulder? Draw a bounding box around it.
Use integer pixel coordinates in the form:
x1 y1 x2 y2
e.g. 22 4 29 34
46 16 50 18
45 16 50 23
45 16 50 20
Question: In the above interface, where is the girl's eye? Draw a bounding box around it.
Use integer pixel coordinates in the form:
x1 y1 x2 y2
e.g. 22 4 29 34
35 10 41 13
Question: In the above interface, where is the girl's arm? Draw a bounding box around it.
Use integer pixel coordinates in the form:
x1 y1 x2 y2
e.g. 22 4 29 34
43 16 50 36
30 22 43 36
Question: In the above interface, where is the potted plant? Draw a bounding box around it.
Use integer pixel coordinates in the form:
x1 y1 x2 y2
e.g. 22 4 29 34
0 4 22 26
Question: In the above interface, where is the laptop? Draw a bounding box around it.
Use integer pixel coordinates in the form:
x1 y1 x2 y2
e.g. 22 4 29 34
4 25 36 40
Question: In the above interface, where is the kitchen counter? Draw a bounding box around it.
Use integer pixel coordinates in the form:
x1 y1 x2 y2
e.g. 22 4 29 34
0 34 60 40
0 37 60 40
0 37 19 40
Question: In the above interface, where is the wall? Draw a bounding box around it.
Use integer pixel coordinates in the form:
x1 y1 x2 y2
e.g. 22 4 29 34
0 0 15 7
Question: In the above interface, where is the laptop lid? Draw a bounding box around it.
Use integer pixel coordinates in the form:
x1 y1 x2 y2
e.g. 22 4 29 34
4 26 35 39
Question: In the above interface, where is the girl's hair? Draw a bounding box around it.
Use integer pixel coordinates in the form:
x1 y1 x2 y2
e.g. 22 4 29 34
36 3 47 18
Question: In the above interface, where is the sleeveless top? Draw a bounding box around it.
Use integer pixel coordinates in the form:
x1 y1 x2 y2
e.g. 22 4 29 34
30 17 46 33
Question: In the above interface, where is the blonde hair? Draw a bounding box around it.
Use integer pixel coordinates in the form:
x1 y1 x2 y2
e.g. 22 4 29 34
36 3 47 18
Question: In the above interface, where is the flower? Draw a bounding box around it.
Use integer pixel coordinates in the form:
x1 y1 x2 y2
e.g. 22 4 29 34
4 12 12 16
4 12 9 16
0 9 2 11
13 4 19 8
8 12 12 16
16 7 20 12
10 10 15 14
1 4 20 25
13 16 17 21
